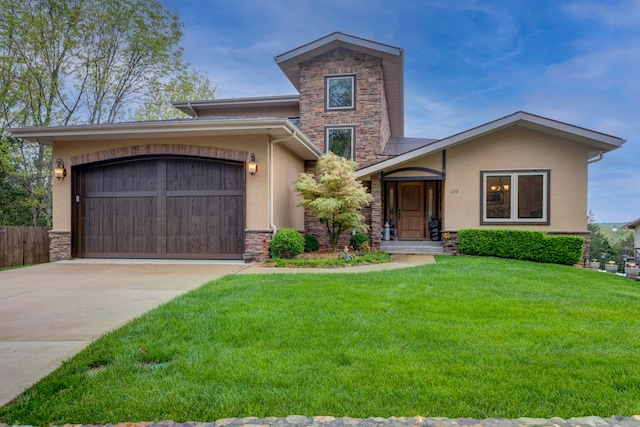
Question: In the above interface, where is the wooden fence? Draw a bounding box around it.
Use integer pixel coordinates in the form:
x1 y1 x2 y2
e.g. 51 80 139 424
0 226 51 268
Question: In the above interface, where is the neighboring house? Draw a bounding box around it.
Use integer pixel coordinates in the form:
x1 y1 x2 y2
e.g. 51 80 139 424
623 219 640 262
9 32 625 262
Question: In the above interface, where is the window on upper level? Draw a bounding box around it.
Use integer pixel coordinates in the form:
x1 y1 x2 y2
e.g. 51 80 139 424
481 170 550 224
326 75 355 110
326 127 354 159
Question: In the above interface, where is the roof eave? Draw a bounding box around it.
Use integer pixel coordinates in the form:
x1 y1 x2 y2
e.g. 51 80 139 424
623 218 640 229
171 95 301 117
8 118 322 160
356 111 626 179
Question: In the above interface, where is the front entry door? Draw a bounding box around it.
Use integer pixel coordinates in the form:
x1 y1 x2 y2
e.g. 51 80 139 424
398 182 425 238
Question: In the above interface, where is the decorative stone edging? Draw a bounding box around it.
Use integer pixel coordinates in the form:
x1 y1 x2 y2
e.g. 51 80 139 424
5 414 640 427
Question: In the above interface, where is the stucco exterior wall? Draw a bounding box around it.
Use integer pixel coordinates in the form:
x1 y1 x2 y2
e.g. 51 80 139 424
272 143 305 230
382 153 444 177
51 135 271 233
442 126 590 232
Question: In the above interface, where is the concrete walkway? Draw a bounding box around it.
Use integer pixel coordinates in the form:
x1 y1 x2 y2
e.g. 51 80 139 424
0 255 435 406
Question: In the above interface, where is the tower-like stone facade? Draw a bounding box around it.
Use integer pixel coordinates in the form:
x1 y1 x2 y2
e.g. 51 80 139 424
298 47 391 168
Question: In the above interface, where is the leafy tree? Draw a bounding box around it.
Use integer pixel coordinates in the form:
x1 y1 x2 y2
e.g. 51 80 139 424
295 152 373 251
587 210 614 262
0 132 51 225
134 67 216 121
612 233 635 261
0 0 213 225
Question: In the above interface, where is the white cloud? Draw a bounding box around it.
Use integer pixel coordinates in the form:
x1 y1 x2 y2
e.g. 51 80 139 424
564 0 640 28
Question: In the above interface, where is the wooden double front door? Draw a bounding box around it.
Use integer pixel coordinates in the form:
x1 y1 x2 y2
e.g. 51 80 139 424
74 157 245 259
387 181 440 239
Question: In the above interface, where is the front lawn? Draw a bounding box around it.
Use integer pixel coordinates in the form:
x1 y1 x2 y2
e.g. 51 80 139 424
2 256 640 424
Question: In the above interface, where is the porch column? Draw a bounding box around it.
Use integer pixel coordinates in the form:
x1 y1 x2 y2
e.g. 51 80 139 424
370 173 382 251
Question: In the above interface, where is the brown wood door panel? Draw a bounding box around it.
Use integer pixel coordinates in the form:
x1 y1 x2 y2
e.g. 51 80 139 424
83 197 157 256
80 157 244 259
166 195 243 256
398 182 425 238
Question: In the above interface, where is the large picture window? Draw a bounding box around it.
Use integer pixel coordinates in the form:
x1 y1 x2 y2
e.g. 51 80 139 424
326 127 354 159
326 75 355 110
481 170 549 224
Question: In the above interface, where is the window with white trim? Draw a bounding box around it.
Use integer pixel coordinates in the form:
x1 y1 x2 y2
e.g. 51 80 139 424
481 170 549 224
326 127 354 159
326 75 355 110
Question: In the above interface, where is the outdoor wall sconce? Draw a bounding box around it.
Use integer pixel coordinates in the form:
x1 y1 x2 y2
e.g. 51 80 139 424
248 153 258 176
53 159 67 180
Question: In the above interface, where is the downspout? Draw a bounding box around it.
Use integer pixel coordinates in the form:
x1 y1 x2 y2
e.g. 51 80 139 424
588 152 604 164
270 139 276 237
269 129 295 237
187 102 198 118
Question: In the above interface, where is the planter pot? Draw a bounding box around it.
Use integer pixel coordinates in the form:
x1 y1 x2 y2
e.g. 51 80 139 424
605 264 618 273
589 262 600 270
626 267 640 279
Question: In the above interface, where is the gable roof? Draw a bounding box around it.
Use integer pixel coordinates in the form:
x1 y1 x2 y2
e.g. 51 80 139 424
356 111 626 178
8 117 322 160
623 218 640 229
382 137 439 156
274 32 404 137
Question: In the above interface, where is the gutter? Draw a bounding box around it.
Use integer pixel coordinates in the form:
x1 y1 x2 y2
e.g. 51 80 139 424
588 152 604 164
186 102 198 118
269 127 295 237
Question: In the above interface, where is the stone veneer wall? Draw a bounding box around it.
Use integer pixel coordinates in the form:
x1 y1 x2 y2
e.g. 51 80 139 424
244 230 273 262
298 47 391 168
302 161 333 250
369 173 382 251
49 230 71 261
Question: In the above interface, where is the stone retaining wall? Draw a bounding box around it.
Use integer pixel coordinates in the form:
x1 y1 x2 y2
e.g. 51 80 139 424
6 415 639 427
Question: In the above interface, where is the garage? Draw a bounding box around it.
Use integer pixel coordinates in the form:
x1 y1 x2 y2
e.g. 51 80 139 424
74 156 245 259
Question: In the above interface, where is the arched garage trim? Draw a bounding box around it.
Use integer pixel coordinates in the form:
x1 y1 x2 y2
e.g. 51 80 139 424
71 144 248 166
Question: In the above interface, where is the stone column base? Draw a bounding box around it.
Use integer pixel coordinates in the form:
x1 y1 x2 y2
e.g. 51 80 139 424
244 230 273 262
49 230 71 261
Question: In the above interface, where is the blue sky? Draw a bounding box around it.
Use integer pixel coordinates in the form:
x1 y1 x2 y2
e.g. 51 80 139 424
161 0 639 224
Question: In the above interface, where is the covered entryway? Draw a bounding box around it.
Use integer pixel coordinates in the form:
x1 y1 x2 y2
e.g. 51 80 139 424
73 156 245 259
384 179 441 240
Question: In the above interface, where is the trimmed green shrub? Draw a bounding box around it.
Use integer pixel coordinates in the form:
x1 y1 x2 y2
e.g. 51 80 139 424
270 228 305 259
303 235 320 252
458 229 584 266
349 233 370 250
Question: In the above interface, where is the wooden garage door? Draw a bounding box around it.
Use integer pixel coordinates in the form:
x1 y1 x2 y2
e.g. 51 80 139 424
79 157 244 259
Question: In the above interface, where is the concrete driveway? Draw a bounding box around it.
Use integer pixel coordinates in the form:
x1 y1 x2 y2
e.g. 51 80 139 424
0 260 248 406
0 254 435 407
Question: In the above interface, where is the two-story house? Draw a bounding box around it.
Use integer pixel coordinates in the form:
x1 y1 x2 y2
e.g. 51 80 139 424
10 33 625 261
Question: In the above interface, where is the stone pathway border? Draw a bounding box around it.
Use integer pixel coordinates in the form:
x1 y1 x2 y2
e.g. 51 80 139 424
4 415 640 427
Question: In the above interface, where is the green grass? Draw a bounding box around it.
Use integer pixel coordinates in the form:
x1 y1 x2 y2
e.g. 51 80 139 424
2 256 640 424
0 265 28 271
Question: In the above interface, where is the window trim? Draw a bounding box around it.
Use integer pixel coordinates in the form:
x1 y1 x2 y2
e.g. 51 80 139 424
325 126 355 160
480 169 550 225
325 74 356 111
